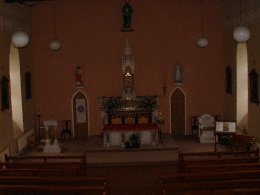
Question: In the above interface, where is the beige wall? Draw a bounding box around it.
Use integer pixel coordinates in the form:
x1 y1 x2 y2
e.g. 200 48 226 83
31 0 225 135
0 4 34 154
223 3 260 142
0 31 15 151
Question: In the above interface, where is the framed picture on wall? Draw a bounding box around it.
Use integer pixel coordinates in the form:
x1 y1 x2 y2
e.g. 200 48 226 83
1 76 10 111
225 66 232 94
249 69 259 105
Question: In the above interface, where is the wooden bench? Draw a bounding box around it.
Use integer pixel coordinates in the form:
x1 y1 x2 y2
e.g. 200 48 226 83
179 156 260 172
0 184 107 195
160 170 260 195
5 153 86 163
185 162 260 173
0 175 107 187
161 179 260 195
178 149 259 172
1 154 109 194
3 153 87 174
171 188 260 195
0 168 85 176
0 168 108 194
178 148 259 161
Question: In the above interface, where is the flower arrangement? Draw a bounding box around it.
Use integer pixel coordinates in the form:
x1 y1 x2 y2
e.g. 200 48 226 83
125 134 140 149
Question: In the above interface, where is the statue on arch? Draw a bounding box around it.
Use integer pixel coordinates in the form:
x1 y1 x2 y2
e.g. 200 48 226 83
122 1 133 29
75 66 83 87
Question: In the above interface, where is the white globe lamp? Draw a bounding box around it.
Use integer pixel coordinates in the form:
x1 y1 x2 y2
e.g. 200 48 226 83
12 31 29 48
197 37 208 48
233 26 250 43
49 39 61 51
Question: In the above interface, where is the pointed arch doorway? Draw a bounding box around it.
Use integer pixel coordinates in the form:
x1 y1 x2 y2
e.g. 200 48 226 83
170 87 186 135
72 90 89 139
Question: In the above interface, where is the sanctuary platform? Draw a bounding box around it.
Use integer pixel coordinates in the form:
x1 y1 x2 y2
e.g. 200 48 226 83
26 134 230 166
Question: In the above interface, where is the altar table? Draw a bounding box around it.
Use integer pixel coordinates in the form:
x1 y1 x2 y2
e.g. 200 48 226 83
103 123 159 147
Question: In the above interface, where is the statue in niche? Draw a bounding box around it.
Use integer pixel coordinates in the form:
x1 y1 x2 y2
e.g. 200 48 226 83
122 1 133 29
124 72 133 88
75 66 83 87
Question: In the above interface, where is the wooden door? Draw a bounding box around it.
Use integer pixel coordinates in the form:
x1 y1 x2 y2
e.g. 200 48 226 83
72 91 88 139
171 88 185 135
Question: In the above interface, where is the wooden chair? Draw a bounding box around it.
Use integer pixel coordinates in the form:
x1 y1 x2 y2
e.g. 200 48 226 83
125 117 135 124
111 117 122 124
190 116 198 136
61 120 72 140
138 116 148 124
198 114 215 143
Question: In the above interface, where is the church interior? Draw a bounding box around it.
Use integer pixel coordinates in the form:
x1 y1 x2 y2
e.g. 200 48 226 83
0 0 260 194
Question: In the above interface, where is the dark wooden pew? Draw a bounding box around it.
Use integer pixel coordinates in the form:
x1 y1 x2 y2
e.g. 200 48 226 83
1 154 109 194
160 170 260 195
0 173 108 194
0 184 107 195
173 188 260 195
0 168 84 176
179 156 260 172
185 162 260 173
178 147 259 161
161 179 260 195
5 153 86 163
161 170 260 182
3 153 87 175
178 148 259 172
0 175 107 186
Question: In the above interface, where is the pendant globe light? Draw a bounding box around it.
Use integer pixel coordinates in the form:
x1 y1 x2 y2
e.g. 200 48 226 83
49 0 61 51
233 0 250 43
12 6 29 48
197 0 208 48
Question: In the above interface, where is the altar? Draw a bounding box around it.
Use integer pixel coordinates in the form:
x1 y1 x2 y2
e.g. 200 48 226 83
103 123 159 147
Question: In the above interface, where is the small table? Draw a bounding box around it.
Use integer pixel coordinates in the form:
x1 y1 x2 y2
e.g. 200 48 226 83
214 121 236 152
43 120 61 153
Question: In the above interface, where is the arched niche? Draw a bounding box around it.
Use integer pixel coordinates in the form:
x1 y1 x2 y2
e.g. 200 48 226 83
71 89 89 139
169 87 186 135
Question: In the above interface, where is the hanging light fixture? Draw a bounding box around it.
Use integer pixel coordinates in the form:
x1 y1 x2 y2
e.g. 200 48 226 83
197 0 208 48
233 0 250 43
49 0 61 51
12 5 29 48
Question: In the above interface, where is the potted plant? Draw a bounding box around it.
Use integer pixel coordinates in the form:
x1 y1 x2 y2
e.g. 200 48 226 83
125 134 140 149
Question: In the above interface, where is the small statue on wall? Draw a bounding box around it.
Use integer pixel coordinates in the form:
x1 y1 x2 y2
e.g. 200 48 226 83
122 1 133 29
75 66 83 87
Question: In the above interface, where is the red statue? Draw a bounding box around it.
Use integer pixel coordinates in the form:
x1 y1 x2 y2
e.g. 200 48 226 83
75 66 83 87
